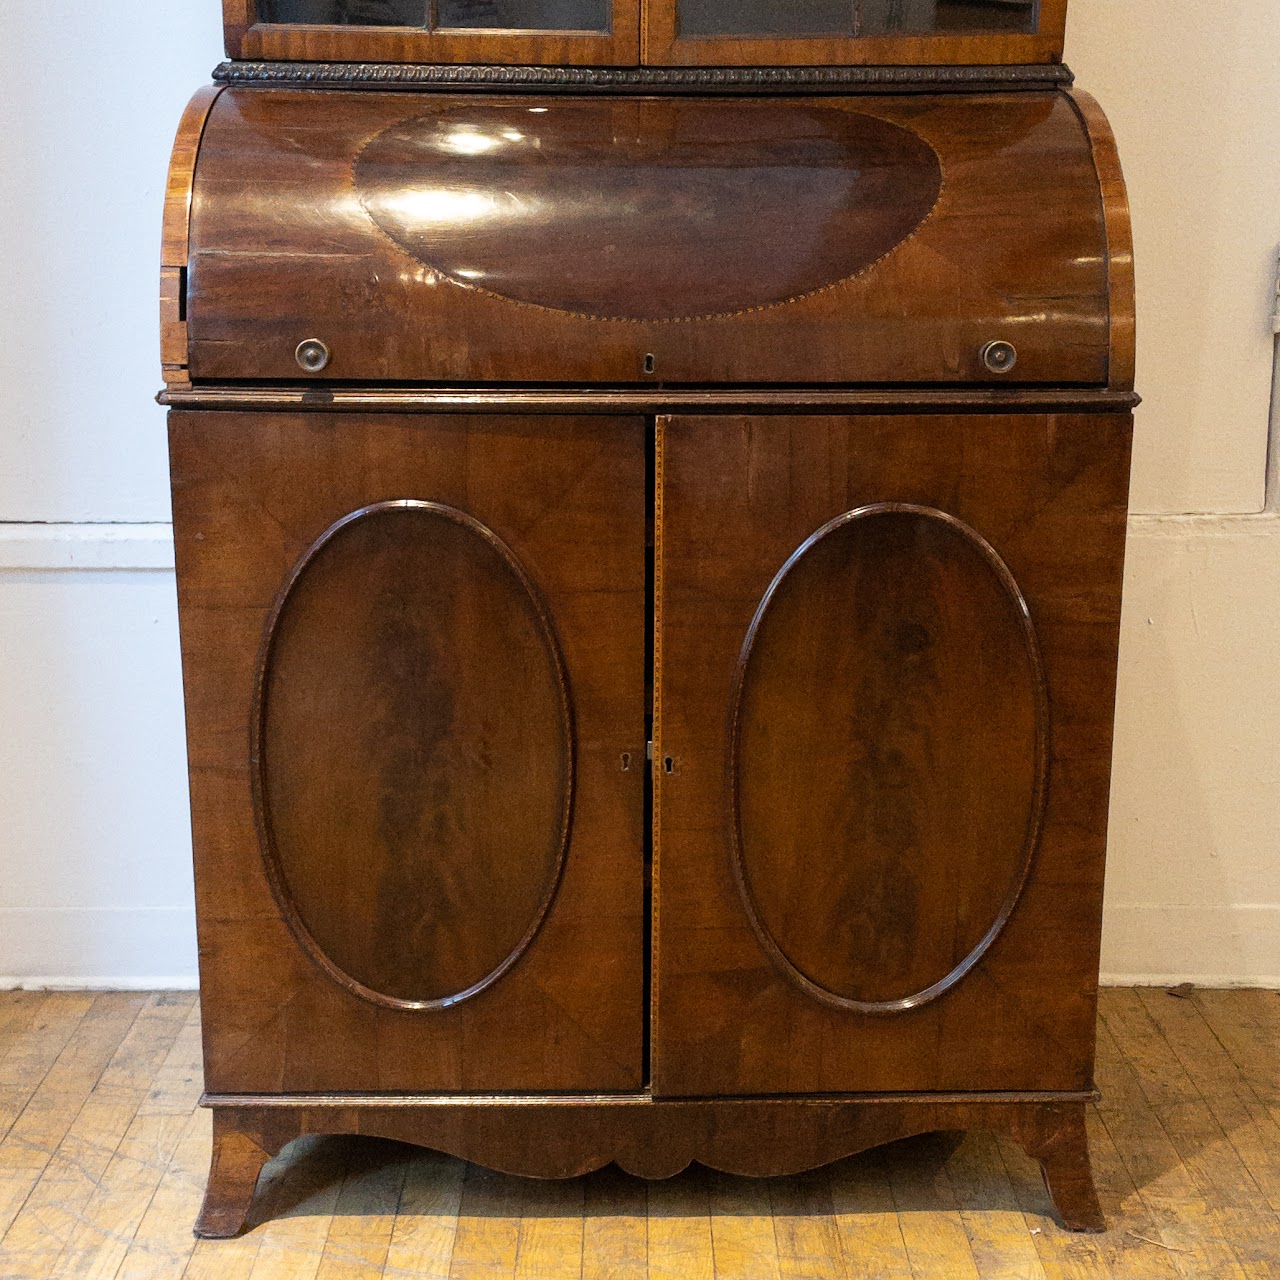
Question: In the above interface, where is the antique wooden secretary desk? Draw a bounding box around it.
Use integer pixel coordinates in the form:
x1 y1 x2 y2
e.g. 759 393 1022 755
162 0 1136 1239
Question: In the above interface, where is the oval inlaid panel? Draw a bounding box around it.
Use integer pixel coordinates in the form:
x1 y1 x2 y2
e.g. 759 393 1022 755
354 100 942 321
731 505 1047 1013
255 501 572 1009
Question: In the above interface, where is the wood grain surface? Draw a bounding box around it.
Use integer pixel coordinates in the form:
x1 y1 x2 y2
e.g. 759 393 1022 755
653 412 1133 1098
169 411 647 1095
184 90 1111 386
194 1095 1105 1238
160 86 223 387
728 503 1048 1014
1068 87 1137 392
352 99 942 321
158 387 1142 414
256 500 574 1009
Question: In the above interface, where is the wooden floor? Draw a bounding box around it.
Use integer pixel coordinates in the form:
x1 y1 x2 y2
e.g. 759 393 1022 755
0 989 1277 1279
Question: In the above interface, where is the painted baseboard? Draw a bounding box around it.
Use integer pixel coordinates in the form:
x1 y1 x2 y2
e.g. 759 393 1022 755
1100 903 1280 988
0 907 198 989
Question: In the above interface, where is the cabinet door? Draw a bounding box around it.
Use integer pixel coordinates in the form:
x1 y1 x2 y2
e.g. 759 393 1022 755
172 412 646 1095
652 413 1131 1096
642 0 1065 65
224 0 638 64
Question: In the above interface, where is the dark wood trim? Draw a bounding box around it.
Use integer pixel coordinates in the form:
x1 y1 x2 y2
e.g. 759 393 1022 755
160 387 1140 414
196 1094 1105 1237
212 59 1074 93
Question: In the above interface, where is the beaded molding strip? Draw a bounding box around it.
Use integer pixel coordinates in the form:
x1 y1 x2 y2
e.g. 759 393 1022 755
213 60 1074 94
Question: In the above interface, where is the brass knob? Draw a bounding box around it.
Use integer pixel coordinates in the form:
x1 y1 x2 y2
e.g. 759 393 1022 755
295 339 331 374
981 340 1017 375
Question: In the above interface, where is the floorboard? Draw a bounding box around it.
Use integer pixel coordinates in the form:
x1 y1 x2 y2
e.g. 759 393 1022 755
0 988 1274 1280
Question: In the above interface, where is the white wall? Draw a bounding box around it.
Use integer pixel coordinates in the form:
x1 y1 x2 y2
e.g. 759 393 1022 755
0 2 1276 986
1068 0 1280 516
1068 0 1280 985
0 530 193 986
0 4 224 521
0 3 222 987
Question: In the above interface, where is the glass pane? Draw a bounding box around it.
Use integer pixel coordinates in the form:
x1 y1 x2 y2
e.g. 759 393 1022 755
862 0 1037 34
436 0 610 30
258 0 426 23
676 0 1037 38
678 0 853 37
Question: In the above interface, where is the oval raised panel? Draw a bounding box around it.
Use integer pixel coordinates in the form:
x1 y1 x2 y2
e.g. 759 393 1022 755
731 504 1048 1014
255 501 573 1010
354 100 942 322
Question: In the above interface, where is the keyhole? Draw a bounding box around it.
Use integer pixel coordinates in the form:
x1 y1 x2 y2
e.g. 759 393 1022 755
664 757 675 774
621 752 632 772
644 354 656 375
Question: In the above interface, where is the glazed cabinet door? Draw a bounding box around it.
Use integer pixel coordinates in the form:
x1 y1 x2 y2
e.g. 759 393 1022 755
225 0 639 64
642 0 1066 66
171 411 646 1095
652 413 1132 1096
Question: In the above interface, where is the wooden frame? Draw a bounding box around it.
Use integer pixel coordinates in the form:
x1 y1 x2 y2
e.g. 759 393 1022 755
641 0 1069 67
223 0 640 64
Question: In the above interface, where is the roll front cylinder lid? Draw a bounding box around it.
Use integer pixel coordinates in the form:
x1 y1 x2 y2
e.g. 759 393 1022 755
173 87 1119 387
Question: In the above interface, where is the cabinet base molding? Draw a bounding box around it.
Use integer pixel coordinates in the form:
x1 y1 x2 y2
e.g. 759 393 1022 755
159 387 1142 415
196 1092 1104 1239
